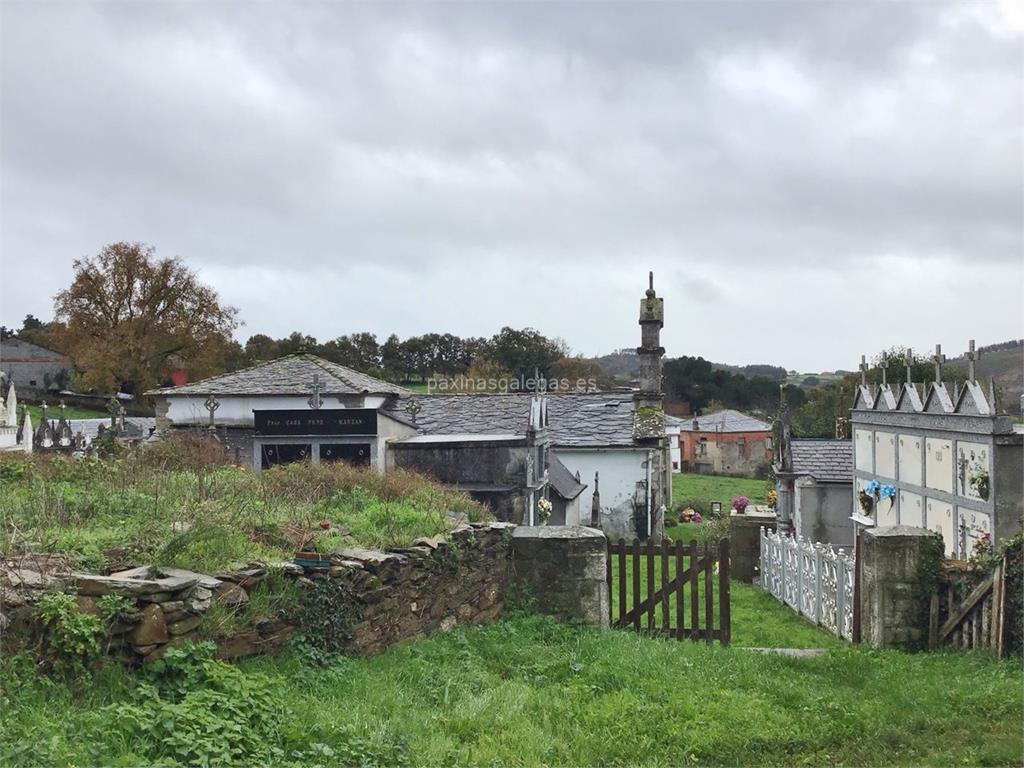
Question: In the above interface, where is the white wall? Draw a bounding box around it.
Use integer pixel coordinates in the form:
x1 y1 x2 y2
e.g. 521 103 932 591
554 447 648 537
165 394 386 426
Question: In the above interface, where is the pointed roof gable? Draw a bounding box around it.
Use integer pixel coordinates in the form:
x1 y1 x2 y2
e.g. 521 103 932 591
852 385 874 410
873 384 897 411
145 354 410 397
923 382 954 414
896 383 924 412
954 381 992 416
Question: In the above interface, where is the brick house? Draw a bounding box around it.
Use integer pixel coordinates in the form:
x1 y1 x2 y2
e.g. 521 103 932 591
677 409 772 477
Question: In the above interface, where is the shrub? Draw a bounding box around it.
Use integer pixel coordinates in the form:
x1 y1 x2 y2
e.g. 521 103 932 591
35 593 104 676
136 431 230 472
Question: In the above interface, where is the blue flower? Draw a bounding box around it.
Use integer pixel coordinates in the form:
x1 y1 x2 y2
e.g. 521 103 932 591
879 484 897 500
865 479 880 495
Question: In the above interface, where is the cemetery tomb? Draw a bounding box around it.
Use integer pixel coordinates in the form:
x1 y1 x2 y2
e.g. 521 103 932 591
897 434 922 485
898 490 924 527
925 438 953 493
849 341 1023 559
854 429 873 473
873 431 896 479
876 491 898 527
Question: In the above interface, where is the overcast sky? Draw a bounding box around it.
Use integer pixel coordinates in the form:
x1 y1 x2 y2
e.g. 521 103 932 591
2 1 1021 372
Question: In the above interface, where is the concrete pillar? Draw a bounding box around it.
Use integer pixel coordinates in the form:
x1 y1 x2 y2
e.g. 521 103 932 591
511 526 609 628
729 509 777 583
860 526 944 649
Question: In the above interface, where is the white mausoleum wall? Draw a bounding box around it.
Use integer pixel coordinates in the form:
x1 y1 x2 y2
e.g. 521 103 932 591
164 395 388 426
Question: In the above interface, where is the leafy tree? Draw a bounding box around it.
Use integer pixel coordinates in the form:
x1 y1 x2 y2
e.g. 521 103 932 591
52 242 239 395
550 356 611 391
244 334 279 362
486 327 565 383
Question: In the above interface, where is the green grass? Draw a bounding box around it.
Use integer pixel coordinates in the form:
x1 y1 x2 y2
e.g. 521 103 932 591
24 403 107 423
0 449 488 573
672 471 770 510
3 614 1020 766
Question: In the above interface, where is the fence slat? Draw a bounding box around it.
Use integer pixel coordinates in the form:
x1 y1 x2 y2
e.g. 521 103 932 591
690 540 699 639
646 539 655 632
704 542 713 644
675 540 685 641
719 537 730 646
631 539 641 631
661 539 670 632
617 540 627 626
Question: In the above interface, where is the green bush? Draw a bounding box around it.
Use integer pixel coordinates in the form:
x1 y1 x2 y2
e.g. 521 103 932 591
35 592 104 676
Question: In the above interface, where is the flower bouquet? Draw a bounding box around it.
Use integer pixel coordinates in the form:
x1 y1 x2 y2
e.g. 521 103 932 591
731 496 750 514
968 469 990 500
537 497 553 525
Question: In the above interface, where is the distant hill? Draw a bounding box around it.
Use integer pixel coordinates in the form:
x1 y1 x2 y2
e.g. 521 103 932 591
596 349 787 383
712 362 787 381
946 339 1023 414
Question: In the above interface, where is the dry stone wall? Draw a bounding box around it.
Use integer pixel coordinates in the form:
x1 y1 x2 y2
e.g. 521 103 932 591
0 522 515 663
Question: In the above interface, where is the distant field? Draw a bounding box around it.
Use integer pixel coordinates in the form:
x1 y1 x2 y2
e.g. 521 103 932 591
672 472 769 510
24 404 106 423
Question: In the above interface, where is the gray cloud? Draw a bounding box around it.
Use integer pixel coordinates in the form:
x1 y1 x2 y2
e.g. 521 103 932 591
2 1 1021 371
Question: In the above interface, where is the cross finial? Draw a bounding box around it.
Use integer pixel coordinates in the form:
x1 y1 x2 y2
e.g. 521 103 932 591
204 394 220 432
878 358 889 387
932 344 946 384
106 396 119 427
404 397 422 424
307 374 323 410
904 348 914 385
646 271 656 298
859 355 869 386
966 339 980 381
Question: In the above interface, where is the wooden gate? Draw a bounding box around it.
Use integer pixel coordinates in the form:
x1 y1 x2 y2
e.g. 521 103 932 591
929 555 1010 657
606 537 730 645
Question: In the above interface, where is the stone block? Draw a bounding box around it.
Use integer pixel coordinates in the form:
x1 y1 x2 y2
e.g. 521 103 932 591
167 615 203 635
128 603 169 646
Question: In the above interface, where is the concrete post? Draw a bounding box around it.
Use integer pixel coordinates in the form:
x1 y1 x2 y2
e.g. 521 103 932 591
729 509 777 583
511 526 609 628
860 526 944 649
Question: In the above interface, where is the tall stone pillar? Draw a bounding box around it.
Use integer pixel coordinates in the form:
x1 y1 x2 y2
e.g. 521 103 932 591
860 526 944 649
633 272 667 540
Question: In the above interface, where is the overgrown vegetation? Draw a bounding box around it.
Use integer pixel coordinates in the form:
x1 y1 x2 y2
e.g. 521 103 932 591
0 440 488 573
2 616 1020 767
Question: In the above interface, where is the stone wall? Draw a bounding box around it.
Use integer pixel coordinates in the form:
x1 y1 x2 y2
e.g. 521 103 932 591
860 526 944 650
0 522 515 662
511 526 608 628
729 509 776 583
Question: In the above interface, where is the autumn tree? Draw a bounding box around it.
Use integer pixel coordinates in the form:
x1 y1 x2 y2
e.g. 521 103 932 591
53 242 239 395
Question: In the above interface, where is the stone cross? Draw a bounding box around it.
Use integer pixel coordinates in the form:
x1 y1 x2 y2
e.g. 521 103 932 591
106 396 119 429
307 374 323 410
966 339 980 381
904 348 914 385
859 355 869 386
932 344 946 384
204 394 220 432
404 398 422 424
879 358 889 387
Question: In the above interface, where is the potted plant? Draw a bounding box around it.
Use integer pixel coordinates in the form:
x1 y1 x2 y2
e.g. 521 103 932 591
731 496 750 514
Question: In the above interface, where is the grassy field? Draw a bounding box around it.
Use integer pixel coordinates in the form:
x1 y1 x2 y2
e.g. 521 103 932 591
0 444 487 573
3 614 1020 767
671 471 770 511
24 403 107 423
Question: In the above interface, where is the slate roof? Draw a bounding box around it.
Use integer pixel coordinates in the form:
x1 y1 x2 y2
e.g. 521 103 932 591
677 409 771 433
791 439 853 483
146 354 409 397
389 393 638 448
548 455 587 500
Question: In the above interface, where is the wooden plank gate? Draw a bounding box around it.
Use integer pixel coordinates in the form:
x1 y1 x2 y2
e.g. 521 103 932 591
606 537 730 645
929 555 1010 658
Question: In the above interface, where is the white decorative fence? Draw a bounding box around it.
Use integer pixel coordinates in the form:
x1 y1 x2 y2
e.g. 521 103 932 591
759 527 855 641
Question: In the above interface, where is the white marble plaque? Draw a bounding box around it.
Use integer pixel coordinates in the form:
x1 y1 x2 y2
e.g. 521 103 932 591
874 431 896 479
876 492 898 526
955 441 990 501
855 429 873 473
957 507 991 557
899 490 924 527
926 498 955 557
897 434 922 486
925 438 953 494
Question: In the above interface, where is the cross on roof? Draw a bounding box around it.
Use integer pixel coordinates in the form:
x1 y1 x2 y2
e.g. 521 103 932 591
932 344 946 384
878 358 889 386
859 355 869 386
204 394 220 432
904 348 914 385
966 339 981 381
307 374 323 410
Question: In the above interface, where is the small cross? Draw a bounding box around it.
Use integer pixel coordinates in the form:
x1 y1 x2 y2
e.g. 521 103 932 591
966 339 981 381
932 344 946 384
204 394 220 432
904 348 914 385
404 398 422 424
307 374 323 410
106 396 120 428
879 358 889 387
859 355 869 386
